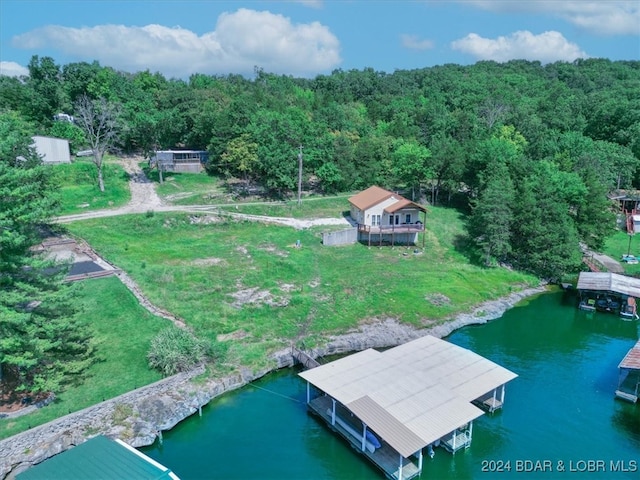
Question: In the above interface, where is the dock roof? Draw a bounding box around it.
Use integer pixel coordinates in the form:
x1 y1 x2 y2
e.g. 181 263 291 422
299 335 517 457
16 436 179 480
619 339 640 370
576 272 640 298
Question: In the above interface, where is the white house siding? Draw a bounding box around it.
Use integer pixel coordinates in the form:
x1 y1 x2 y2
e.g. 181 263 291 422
363 196 400 226
32 136 71 164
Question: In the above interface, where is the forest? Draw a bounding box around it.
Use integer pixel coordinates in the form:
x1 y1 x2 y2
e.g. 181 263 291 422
1 56 640 282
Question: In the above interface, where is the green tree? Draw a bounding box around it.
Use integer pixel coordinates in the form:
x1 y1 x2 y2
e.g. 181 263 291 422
219 134 259 189
469 161 515 266
391 139 431 200
512 166 582 280
0 112 94 393
575 170 617 250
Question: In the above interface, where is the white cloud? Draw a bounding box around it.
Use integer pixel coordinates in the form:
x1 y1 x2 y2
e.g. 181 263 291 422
401 34 434 51
291 0 324 8
451 30 588 63
463 1 640 36
0 61 29 77
11 8 341 78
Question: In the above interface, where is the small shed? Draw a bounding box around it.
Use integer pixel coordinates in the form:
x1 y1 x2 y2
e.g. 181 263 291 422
32 136 71 164
151 150 208 174
299 335 517 479
16 435 180 480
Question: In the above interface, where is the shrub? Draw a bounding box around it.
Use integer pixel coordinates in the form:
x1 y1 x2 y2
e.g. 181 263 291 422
147 327 209 375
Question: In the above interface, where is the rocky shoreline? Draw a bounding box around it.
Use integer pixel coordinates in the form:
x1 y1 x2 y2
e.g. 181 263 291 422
0 284 547 479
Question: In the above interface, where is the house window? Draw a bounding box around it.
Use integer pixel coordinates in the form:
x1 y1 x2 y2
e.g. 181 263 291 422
372 215 381 226
405 214 411 224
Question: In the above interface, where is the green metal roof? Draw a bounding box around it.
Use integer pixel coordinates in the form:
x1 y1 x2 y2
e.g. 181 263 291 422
17 435 178 480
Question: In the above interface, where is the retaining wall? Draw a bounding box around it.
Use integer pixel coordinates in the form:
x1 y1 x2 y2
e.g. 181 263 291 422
321 227 357 246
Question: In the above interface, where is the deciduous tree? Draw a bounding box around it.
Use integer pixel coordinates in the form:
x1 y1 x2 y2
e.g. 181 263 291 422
74 94 120 192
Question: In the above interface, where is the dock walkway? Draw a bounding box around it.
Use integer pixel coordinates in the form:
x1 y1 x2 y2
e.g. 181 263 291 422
307 395 421 480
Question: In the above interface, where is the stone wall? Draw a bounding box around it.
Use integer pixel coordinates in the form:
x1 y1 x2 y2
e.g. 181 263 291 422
0 285 546 480
0 349 296 480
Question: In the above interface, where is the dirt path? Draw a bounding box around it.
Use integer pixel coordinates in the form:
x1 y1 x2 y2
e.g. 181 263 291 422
56 159 351 229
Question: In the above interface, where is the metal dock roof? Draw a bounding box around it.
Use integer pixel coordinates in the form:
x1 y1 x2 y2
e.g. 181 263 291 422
576 272 640 298
16 435 179 480
299 335 517 457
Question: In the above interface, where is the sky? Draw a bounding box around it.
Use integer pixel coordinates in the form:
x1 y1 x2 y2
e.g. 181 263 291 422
0 0 639 79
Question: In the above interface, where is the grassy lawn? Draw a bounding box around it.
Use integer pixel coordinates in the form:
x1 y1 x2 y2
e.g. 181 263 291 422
0 276 166 440
603 230 640 276
66 206 537 369
143 165 229 206
53 156 130 215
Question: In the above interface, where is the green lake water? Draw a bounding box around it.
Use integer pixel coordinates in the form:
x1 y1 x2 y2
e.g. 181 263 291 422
141 291 640 479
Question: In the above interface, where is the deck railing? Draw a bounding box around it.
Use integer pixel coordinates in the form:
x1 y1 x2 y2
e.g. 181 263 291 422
357 223 424 234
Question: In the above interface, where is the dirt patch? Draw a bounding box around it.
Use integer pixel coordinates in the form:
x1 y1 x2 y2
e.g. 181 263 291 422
188 215 224 225
217 330 250 342
425 293 451 306
190 258 227 267
228 286 289 308
0 372 51 415
258 243 289 257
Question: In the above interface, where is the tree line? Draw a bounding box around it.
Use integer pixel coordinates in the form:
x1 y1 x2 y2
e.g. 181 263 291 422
1 55 639 393
0 55 639 275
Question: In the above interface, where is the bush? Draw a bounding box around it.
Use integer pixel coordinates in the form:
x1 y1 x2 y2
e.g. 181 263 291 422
147 327 209 375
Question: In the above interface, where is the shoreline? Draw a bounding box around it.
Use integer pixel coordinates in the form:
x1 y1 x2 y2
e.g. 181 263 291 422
0 284 548 479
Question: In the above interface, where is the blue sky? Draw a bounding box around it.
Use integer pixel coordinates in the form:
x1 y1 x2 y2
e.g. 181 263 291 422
1 1 638 79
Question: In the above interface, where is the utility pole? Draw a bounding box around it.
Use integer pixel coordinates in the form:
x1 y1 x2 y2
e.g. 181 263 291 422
297 145 303 206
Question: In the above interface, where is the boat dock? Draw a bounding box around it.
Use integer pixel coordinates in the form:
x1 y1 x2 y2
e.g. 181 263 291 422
616 339 640 403
299 335 518 480
576 272 640 319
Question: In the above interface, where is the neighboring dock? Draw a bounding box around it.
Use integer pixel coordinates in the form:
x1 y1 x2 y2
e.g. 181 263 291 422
575 272 640 319
616 339 640 403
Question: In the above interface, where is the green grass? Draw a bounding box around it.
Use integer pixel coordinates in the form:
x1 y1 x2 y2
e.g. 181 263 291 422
53 157 130 215
143 165 228 205
0 276 166 440
602 230 640 275
66 207 537 367
217 195 355 219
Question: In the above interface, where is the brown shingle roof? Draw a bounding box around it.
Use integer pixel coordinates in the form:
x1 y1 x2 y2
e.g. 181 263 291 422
348 186 395 211
384 198 426 213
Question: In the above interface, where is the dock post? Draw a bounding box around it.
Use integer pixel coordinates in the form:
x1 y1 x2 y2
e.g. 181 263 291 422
361 424 367 452
501 384 505 404
158 429 163 445
417 449 423 472
331 398 336 426
199 405 202 417
397 454 403 480
306 382 310 404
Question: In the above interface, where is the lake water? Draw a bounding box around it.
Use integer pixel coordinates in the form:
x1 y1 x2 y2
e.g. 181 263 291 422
141 291 640 479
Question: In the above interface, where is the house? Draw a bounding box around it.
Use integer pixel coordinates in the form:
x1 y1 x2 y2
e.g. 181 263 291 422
16 435 180 480
32 136 71 164
150 150 208 174
349 186 426 246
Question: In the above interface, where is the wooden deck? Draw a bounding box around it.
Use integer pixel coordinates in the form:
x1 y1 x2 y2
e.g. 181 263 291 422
307 395 421 480
358 224 424 234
